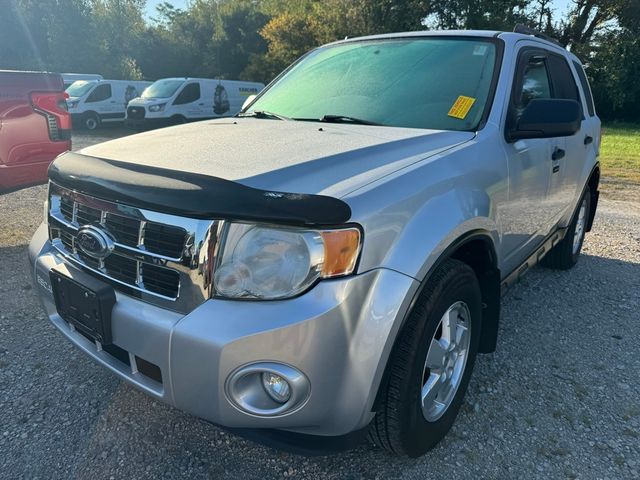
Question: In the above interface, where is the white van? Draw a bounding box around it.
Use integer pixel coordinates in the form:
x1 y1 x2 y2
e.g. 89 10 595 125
66 79 152 130
125 78 264 129
61 73 103 89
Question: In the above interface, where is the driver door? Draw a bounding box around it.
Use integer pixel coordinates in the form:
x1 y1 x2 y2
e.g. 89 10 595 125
173 82 203 118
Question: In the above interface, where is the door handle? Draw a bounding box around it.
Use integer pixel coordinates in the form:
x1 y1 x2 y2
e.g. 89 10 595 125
584 135 593 145
552 148 565 160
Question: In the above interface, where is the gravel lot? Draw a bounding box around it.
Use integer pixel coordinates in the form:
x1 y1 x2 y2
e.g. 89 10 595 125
1 130 639 479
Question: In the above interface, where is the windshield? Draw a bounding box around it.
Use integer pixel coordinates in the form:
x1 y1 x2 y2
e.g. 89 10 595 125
142 79 185 99
248 38 498 131
66 80 96 98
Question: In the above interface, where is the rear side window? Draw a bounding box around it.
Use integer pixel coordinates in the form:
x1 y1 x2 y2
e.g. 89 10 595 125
572 61 595 116
547 55 580 102
174 83 200 105
86 84 112 103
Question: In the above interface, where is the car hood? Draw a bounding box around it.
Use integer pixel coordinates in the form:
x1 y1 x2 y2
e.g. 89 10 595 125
80 118 474 197
129 97 163 105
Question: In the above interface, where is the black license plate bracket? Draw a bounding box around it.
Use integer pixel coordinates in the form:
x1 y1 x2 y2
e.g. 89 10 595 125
50 264 116 344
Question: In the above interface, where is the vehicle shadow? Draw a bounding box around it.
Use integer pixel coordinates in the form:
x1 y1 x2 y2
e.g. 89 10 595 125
4 246 639 479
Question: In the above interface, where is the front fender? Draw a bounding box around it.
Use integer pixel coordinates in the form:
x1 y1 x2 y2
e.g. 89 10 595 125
346 139 507 280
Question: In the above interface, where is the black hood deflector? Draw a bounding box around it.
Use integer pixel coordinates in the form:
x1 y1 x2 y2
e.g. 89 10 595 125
49 152 351 226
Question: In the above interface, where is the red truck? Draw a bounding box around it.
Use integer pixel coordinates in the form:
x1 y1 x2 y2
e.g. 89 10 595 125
0 70 71 192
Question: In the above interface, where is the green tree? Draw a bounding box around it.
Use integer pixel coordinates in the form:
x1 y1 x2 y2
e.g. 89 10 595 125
425 0 533 30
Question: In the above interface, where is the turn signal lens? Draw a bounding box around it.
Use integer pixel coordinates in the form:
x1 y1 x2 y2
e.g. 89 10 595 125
321 229 361 277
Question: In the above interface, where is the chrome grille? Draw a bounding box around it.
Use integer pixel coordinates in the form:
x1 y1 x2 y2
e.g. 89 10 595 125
48 183 221 313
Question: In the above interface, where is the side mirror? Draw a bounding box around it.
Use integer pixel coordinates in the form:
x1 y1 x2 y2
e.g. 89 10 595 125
510 99 581 141
241 94 257 111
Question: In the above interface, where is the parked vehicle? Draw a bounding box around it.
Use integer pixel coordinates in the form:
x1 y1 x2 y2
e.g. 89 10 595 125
30 28 600 457
126 78 264 129
66 79 152 130
0 70 71 192
61 73 103 89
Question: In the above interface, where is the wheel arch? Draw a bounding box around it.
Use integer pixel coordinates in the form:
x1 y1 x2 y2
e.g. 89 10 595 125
586 163 600 232
371 229 501 413
420 230 501 355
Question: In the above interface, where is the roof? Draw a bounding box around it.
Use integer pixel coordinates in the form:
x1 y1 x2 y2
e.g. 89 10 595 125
151 77 264 85
331 29 565 51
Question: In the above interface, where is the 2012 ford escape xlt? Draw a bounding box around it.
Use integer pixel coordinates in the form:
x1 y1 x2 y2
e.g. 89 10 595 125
29 28 600 457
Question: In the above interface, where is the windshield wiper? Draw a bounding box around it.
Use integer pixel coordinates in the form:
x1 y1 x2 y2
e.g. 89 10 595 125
237 110 291 121
318 114 381 126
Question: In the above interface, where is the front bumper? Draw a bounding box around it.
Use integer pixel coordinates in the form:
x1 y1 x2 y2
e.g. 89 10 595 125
29 223 418 436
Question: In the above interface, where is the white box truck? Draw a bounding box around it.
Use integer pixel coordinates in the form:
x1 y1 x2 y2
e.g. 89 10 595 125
125 78 264 129
66 79 152 130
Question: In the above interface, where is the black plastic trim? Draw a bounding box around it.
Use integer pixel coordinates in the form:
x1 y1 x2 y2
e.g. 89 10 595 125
500 226 568 294
48 152 352 226
225 424 370 455
586 164 600 232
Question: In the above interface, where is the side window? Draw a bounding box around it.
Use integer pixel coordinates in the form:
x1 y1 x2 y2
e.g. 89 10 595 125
572 61 595 116
173 83 201 105
86 84 112 103
517 56 552 112
547 55 580 102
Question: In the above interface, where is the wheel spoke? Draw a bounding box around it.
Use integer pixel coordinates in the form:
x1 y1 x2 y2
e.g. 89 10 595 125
456 323 468 349
425 338 447 370
421 372 442 411
443 308 459 347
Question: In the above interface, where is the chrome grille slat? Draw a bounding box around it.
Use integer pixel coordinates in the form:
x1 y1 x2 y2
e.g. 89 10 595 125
47 183 220 313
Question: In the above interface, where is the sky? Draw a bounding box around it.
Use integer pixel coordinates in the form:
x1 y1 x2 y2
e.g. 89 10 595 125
144 0 575 23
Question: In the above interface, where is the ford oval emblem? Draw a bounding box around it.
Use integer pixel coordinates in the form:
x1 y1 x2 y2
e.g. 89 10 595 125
75 226 115 260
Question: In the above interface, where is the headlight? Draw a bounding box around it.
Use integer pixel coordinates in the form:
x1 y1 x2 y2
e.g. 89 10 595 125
148 103 165 112
67 101 78 109
213 223 361 300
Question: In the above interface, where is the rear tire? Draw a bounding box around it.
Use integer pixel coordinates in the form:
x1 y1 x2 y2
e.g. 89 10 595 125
541 187 591 270
83 112 100 131
369 258 482 457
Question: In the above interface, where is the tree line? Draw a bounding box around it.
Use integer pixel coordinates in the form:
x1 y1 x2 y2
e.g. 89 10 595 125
2 0 638 121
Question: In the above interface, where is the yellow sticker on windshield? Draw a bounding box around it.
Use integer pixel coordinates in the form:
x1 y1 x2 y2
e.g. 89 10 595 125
448 96 476 119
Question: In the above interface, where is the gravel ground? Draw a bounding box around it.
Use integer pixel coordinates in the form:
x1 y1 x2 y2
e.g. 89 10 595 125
0 131 639 479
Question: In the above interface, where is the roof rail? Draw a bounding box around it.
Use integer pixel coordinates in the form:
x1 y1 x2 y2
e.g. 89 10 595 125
513 24 564 48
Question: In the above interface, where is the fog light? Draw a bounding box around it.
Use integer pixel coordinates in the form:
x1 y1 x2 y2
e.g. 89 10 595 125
226 362 310 416
262 372 291 403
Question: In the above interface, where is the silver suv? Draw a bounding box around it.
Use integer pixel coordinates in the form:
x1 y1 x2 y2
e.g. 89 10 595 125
30 29 600 457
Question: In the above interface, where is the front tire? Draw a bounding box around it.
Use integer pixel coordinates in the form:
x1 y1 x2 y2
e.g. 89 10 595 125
541 187 591 270
170 115 187 125
369 258 481 457
83 112 100 131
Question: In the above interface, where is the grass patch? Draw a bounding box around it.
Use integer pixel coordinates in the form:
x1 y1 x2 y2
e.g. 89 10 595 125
600 123 640 183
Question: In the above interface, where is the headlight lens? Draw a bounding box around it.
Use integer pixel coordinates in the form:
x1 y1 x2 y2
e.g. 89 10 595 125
213 223 361 300
67 101 78 109
148 103 165 112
